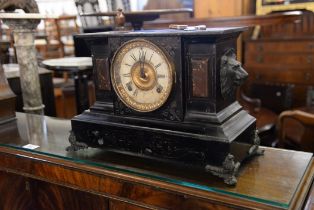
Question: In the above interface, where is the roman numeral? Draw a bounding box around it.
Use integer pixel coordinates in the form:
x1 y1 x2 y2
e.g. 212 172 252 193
155 63 162 69
123 73 131 77
130 53 137 61
149 53 154 62
157 74 165 79
139 48 146 62
156 84 163 93
126 81 132 91
133 88 138 96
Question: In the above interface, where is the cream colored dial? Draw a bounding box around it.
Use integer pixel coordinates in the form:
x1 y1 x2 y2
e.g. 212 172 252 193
111 39 174 112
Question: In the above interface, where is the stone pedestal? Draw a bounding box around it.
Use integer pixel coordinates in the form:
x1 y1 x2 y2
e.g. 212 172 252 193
4 18 44 115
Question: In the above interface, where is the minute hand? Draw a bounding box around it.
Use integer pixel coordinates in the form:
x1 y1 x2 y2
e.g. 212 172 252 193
140 51 146 79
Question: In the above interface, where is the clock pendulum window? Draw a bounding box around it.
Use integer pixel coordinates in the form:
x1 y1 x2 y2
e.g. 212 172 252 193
68 27 263 185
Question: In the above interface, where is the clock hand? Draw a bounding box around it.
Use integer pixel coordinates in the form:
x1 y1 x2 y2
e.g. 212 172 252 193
140 52 146 79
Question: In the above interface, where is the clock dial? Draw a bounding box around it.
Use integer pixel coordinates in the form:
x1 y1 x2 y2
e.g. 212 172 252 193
111 39 174 112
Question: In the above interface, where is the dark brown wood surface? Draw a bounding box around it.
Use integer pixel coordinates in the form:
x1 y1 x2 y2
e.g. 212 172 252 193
259 10 314 39
0 171 32 210
0 40 10 64
143 11 301 29
0 113 313 210
244 11 314 111
31 179 109 210
244 38 314 109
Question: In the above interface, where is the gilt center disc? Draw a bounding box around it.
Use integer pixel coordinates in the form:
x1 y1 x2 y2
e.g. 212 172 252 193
131 62 157 91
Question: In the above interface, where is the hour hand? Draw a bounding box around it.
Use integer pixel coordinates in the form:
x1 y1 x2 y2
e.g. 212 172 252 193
140 64 146 79
140 50 146 78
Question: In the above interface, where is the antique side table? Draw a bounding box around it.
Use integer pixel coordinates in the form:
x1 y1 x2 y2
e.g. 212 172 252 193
41 57 92 114
0 112 313 210
0 40 10 64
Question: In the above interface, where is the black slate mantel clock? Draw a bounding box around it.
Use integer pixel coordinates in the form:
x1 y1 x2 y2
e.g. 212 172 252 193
69 27 262 185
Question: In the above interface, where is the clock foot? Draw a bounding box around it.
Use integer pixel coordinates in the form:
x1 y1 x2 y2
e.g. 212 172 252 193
66 131 88 151
248 129 265 158
205 154 240 186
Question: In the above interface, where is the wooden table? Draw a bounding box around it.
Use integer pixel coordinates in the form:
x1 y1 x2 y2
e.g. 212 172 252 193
41 57 92 114
143 11 302 29
0 112 313 210
0 40 10 64
82 8 193 30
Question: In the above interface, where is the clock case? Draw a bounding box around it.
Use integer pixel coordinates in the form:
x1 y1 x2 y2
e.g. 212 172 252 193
69 28 261 185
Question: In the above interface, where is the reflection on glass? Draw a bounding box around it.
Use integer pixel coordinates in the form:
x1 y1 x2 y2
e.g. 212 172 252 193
25 113 48 146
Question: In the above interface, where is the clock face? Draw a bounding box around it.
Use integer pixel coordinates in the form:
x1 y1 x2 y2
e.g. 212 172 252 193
111 39 174 112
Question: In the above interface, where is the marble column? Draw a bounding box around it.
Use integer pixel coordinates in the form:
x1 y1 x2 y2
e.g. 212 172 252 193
5 18 45 115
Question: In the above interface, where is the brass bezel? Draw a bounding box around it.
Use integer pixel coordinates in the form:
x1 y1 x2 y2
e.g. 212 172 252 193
110 38 174 112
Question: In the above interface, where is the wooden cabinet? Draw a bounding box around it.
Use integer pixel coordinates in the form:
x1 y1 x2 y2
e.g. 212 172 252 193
0 141 313 210
0 113 313 209
244 38 314 107
0 174 110 210
0 171 32 210
30 179 109 210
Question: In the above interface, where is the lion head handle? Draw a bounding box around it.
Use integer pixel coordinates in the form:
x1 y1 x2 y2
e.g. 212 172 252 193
220 49 248 100
0 0 39 13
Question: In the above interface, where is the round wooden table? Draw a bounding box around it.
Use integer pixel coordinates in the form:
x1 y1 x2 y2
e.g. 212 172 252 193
42 57 93 114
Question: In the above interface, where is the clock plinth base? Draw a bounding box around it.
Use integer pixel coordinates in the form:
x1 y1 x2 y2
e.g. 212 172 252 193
70 107 259 185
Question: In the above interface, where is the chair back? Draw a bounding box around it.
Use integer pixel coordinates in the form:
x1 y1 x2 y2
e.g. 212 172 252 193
75 0 103 28
110 0 131 12
249 82 294 114
277 110 314 152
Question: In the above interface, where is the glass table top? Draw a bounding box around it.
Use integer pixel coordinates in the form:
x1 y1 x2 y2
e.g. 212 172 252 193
0 112 312 209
